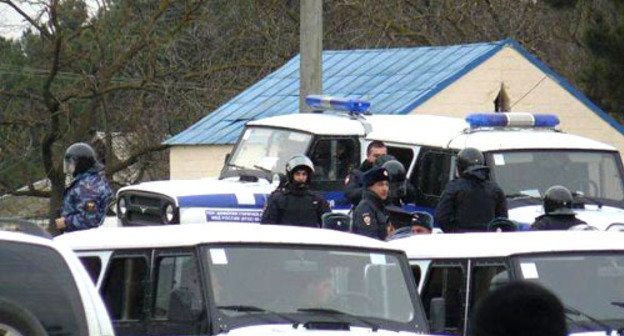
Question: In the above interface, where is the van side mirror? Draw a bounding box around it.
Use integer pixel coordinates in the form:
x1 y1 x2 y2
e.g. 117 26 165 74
168 288 203 322
322 213 352 232
429 297 446 333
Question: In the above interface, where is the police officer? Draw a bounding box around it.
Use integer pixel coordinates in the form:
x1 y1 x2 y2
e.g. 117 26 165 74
380 157 415 206
344 141 387 206
532 186 587 230
55 142 113 233
435 147 507 233
261 155 330 227
352 167 392 240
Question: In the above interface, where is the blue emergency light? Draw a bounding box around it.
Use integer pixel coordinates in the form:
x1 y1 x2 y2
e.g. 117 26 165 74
466 113 560 128
305 95 371 114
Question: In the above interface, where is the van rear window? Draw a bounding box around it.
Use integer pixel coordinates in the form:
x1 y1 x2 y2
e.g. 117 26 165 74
0 241 89 335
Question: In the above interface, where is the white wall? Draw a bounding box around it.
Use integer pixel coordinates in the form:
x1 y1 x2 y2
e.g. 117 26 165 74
169 145 234 179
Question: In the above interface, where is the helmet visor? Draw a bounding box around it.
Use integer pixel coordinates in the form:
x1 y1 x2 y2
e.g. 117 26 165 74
63 157 76 175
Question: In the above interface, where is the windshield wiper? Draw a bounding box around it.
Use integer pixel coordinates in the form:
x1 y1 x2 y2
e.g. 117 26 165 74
564 306 614 334
297 308 380 332
226 163 248 170
505 193 541 200
218 305 300 327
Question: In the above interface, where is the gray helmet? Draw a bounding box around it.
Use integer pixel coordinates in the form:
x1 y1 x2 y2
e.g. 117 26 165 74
285 155 315 182
543 186 575 216
64 142 104 177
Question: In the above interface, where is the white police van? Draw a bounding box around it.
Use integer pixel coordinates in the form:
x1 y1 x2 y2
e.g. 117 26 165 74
0 220 114 336
388 231 624 336
115 96 624 229
56 223 433 336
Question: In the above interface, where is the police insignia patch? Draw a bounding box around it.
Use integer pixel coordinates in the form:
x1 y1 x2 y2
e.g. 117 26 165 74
363 213 371 226
85 201 96 212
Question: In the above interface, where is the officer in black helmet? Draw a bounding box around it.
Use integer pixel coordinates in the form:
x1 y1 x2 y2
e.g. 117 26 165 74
378 156 415 206
435 147 507 233
55 142 113 234
532 186 587 230
261 155 330 227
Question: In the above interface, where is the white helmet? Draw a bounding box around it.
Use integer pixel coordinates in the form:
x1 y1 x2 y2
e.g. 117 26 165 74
285 155 315 182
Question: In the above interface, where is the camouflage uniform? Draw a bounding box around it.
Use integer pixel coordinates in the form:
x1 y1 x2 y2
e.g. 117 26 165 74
61 168 113 232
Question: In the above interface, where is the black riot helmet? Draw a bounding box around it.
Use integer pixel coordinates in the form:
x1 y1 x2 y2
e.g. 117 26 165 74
382 159 407 201
543 185 575 216
63 142 103 177
285 155 315 185
374 154 397 168
457 147 485 175
382 160 406 183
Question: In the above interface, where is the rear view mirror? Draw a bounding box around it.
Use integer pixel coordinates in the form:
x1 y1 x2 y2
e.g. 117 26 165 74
429 297 446 333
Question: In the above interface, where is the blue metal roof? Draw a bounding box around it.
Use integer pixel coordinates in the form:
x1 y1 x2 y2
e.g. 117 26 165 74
165 39 616 145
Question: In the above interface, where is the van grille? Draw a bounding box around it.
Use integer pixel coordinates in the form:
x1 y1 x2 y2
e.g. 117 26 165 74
118 192 178 226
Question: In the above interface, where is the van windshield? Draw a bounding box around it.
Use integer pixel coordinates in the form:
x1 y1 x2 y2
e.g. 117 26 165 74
226 127 312 175
203 245 423 332
514 253 624 332
0 241 89 335
487 150 624 203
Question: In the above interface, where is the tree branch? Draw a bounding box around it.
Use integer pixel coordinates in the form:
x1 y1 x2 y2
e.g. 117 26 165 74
0 0 51 39
105 144 168 177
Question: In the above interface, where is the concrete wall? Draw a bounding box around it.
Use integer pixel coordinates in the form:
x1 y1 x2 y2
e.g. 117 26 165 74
170 145 234 179
411 46 624 156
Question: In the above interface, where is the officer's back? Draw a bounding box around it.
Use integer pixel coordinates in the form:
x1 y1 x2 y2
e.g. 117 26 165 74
434 148 507 233
532 186 587 230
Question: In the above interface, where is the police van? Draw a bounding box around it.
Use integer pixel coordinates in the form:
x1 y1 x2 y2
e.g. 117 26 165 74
115 96 624 229
388 231 624 336
0 219 114 336
55 223 432 336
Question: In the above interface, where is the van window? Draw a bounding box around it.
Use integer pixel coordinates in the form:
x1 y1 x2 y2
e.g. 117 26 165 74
469 264 507 310
0 241 89 335
308 137 359 190
387 146 414 172
421 264 465 335
101 256 148 320
79 256 102 284
153 255 204 320
416 150 453 198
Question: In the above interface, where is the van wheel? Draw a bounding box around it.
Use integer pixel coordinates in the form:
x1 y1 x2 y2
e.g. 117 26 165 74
0 298 48 336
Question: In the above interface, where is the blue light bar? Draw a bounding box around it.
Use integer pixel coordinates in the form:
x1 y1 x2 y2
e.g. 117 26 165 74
305 95 371 114
466 113 560 128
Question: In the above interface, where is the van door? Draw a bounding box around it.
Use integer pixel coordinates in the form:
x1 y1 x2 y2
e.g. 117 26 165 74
99 250 150 335
411 148 455 209
147 249 206 335
466 260 509 334
420 260 467 335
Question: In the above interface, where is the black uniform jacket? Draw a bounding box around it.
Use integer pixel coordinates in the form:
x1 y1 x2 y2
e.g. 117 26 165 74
261 183 330 228
434 166 508 233
352 190 389 240
532 214 587 230
344 160 374 206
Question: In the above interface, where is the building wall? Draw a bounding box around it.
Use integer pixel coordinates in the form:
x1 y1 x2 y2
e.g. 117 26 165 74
411 46 624 157
170 145 234 179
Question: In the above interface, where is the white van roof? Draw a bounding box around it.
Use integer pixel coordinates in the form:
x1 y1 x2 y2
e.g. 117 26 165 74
388 231 624 259
55 223 397 252
365 114 615 152
248 113 367 136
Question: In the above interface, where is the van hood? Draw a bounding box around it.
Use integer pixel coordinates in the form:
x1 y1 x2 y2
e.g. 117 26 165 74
118 177 277 202
509 204 624 231
218 323 430 335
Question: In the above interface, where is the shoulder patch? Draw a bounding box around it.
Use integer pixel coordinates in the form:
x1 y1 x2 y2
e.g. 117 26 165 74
362 213 371 226
85 201 96 212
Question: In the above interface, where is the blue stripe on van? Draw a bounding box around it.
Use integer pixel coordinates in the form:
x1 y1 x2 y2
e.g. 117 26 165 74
178 194 267 209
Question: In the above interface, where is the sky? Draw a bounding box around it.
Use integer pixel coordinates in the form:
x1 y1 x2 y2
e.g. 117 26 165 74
0 3 36 39
0 1 99 40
